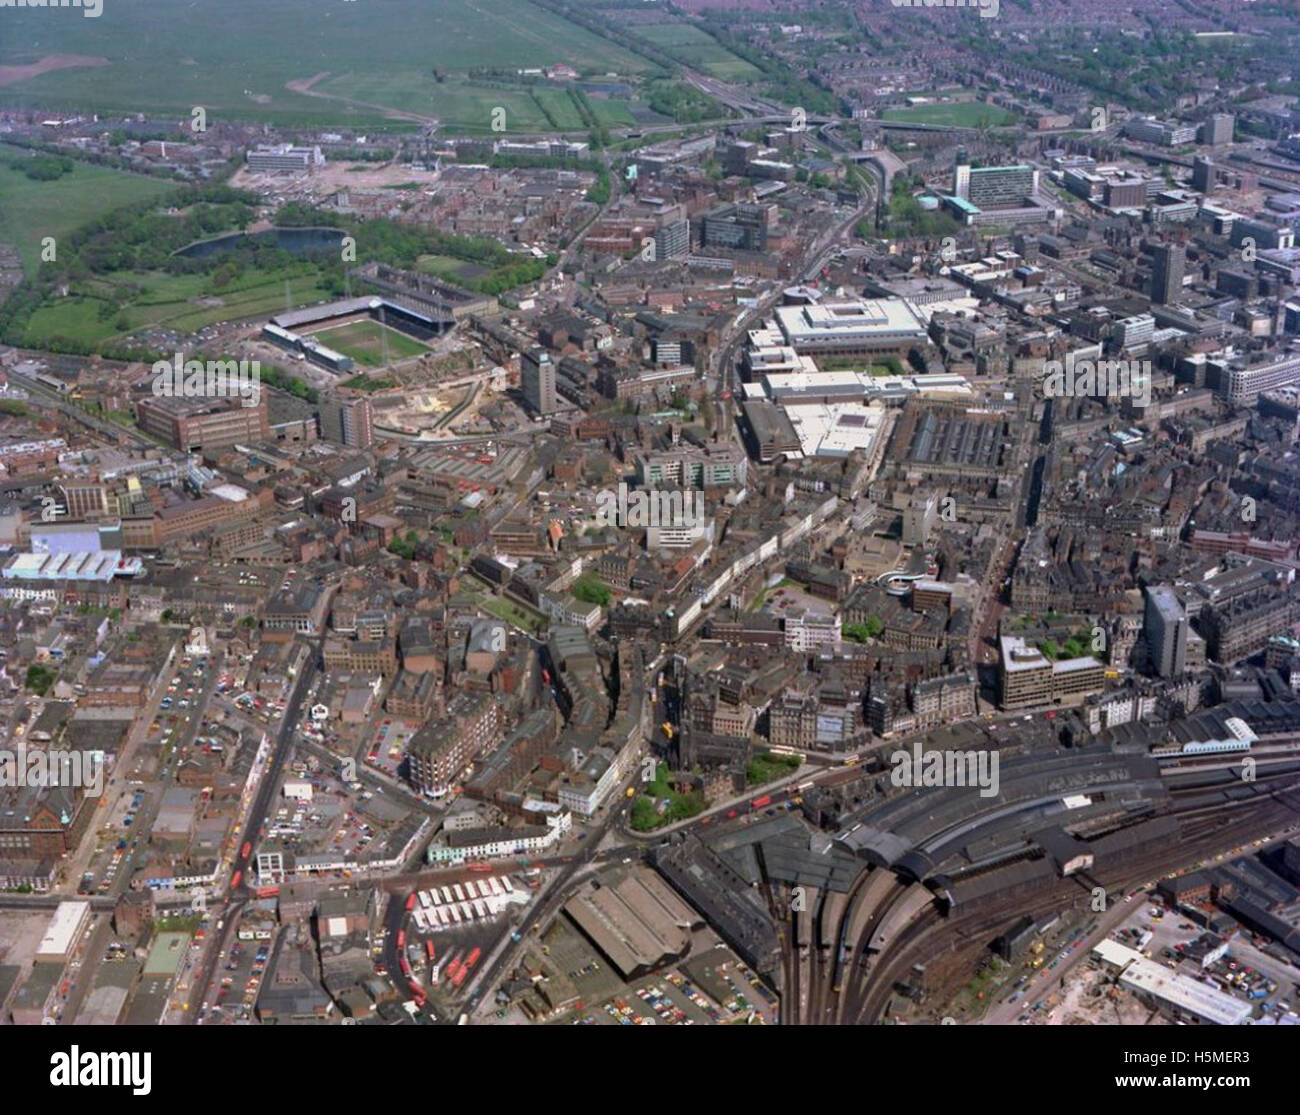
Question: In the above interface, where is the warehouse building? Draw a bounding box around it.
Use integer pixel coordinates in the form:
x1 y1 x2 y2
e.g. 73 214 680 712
562 868 699 980
1093 939 1252 1025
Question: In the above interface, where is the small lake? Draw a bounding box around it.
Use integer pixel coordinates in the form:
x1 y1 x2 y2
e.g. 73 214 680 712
173 226 346 259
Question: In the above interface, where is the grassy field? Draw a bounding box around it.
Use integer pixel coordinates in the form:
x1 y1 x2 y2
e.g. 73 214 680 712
0 0 650 125
819 355 906 375
415 254 489 284
19 269 335 349
481 595 548 636
309 74 641 133
586 96 638 127
533 89 587 130
0 153 172 276
881 102 1020 127
415 250 543 295
312 73 545 131
310 319 428 367
341 374 398 392
631 23 762 81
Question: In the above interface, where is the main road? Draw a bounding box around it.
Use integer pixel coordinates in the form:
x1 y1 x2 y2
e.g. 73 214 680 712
183 641 320 1022
709 188 878 406
459 791 642 1021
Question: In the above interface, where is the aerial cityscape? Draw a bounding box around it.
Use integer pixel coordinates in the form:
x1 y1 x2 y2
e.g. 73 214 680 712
2 0 1300 1051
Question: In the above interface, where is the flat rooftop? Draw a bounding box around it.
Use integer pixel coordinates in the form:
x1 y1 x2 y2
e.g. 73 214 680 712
784 402 888 459
1000 635 1050 673
3 550 142 582
759 369 974 403
1093 940 1252 1026
143 932 192 978
775 298 928 348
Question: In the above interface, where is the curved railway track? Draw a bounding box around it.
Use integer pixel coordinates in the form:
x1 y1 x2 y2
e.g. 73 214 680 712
788 769 1300 1025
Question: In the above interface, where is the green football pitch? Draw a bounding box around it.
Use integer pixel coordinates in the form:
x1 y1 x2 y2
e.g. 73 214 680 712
310 319 429 367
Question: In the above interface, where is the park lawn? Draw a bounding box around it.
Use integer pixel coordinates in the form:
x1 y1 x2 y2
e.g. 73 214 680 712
460 573 495 596
633 23 719 47
315 73 552 132
701 58 762 81
340 375 398 392
747 751 801 787
20 268 335 349
0 153 172 275
818 355 906 375
630 763 707 831
123 270 335 332
21 298 113 346
417 250 543 296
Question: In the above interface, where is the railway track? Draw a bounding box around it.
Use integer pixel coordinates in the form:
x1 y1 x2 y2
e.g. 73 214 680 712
856 796 1300 1023
788 769 1300 1025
